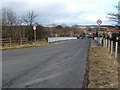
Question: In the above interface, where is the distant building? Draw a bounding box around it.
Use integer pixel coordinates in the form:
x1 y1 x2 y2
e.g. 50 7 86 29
106 26 120 32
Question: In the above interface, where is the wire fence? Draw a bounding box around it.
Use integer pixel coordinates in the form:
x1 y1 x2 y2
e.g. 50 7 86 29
95 37 120 60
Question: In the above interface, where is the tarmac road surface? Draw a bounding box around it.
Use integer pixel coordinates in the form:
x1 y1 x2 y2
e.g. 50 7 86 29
2 38 90 88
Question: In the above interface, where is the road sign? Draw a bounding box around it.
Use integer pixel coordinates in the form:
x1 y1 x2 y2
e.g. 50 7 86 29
33 25 37 42
33 25 36 30
97 19 102 25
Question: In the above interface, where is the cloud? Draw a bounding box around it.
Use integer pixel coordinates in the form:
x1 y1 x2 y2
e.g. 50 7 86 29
2 0 120 25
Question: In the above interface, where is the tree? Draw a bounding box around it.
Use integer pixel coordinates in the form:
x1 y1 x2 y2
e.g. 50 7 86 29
36 26 49 40
22 10 38 41
2 8 18 26
55 25 63 29
22 10 38 26
107 2 120 42
107 2 120 25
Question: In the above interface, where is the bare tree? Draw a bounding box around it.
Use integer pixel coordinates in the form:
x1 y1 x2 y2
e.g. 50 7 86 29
107 2 120 25
2 8 18 26
23 10 38 26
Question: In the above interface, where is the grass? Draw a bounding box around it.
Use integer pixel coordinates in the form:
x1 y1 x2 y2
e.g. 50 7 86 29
1 41 66 50
88 46 118 88
1 41 49 50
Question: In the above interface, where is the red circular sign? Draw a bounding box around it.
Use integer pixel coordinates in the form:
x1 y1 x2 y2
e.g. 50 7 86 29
33 26 36 30
97 19 102 25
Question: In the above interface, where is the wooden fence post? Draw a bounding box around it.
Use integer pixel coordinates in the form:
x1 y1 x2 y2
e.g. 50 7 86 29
115 41 118 58
9 38 11 47
20 37 22 45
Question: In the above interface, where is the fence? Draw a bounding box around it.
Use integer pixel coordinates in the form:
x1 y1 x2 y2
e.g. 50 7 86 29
95 37 120 59
0 38 12 47
1 38 27 47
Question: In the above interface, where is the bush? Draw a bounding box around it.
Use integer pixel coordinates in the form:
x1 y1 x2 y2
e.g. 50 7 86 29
111 33 120 43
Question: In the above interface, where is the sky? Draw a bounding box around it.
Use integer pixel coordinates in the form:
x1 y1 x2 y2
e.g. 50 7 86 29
1 0 120 26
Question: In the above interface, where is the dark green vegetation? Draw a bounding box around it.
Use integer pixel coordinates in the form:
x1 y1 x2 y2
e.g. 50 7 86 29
2 25 49 41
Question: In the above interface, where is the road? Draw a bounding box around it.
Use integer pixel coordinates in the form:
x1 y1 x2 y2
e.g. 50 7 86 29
2 38 90 88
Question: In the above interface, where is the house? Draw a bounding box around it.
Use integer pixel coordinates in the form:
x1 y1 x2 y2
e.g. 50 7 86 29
106 26 120 32
106 26 120 39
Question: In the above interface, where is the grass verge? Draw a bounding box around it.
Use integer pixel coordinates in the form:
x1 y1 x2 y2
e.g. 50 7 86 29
1 41 49 50
88 46 118 88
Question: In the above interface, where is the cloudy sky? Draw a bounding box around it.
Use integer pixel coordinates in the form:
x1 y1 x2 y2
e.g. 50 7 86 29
2 0 120 26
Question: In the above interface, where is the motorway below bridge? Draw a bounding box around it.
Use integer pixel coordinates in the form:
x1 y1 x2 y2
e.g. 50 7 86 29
2 38 90 88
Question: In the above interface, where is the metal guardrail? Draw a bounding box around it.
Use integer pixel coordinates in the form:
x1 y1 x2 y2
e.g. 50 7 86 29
48 37 77 43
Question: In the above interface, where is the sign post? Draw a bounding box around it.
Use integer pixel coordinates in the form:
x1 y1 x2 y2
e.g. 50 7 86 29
97 19 102 43
33 25 37 42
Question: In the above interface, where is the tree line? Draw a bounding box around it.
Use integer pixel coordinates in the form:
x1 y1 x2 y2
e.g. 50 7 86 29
2 8 38 26
2 25 85 42
2 8 85 42
2 8 50 41
107 2 120 26
107 2 120 42
2 2 120 42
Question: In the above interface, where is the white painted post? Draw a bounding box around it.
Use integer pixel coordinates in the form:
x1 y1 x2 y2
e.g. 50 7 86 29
101 38 103 45
115 41 118 58
99 38 101 44
105 39 106 48
108 40 110 51
105 39 106 47
107 39 109 50
104 39 105 47
100 38 102 45
109 40 111 51
103 38 104 47
111 41 113 55
106 39 108 48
